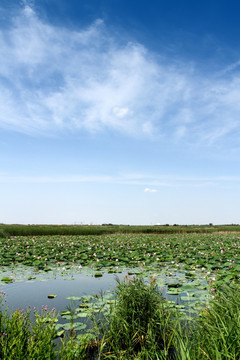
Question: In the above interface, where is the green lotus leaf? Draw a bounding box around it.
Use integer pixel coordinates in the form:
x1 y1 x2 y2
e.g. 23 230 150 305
168 283 182 288
77 312 90 317
55 323 65 330
180 284 196 291
94 272 103 277
48 294 57 299
167 290 179 295
66 296 82 301
60 311 71 316
74 323 87 331
56 330 64 337
1 277 13 283
61 314 73 320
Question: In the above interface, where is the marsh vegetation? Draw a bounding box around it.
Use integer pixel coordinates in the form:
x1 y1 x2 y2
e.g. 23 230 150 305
0 227 239 358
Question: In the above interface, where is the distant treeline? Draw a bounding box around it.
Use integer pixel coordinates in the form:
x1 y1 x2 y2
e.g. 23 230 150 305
0 223 240 237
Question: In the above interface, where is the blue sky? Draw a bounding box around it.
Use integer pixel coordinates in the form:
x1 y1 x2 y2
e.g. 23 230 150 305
1 0 240 225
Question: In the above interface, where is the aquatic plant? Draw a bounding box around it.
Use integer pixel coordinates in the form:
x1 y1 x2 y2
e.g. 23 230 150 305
0 296 57 359
99 276 177 359
192 284 240 359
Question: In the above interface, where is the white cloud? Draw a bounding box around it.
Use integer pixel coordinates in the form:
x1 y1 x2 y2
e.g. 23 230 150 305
0 172 240 189
112 106 133 118
144 188 158 193
0 4 240 146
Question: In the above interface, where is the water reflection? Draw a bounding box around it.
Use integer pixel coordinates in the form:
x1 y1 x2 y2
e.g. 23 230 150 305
0 265 209 321
0 272 126 314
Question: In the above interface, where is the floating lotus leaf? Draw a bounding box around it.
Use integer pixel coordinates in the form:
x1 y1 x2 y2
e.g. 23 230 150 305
61 314 73 320
60 311 71 316
56 330 64 337
185 308 198 314
180 295 195 302
61 322 86 331
94 272 103 277
1 277 13 283
55 323 64 330
167 290 179 295
180 284 196 291
48 294 57 299
77 312 91 317
174 304 186 309
66 296 82 301
74 323 87 331
168 283 182 288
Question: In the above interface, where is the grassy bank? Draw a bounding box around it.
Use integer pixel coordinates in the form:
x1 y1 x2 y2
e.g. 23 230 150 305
1 278 240 359
1 223 240 238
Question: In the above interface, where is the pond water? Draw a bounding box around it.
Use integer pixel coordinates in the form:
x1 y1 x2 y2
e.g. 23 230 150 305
0 264 210 324
0 270 126 313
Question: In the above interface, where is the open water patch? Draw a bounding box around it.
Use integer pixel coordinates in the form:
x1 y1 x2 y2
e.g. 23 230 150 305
0 270 125 314
0 264 211 322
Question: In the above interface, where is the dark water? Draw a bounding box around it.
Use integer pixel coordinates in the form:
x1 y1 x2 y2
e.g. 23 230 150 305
0 272 126 313
0 266 207 320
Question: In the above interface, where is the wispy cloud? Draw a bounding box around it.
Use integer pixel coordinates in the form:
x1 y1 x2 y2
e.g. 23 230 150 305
1 3 240 146
144 188 158 193
1 172 240 189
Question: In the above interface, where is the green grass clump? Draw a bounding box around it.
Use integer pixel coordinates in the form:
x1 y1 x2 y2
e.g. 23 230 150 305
193 284 240 359
97 279 240 359
0 229 8 239
174 284 240 360
0 291 102 360
99 276 176 359
0 304 57 359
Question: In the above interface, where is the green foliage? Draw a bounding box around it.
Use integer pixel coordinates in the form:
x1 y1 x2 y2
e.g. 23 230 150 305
193 285 240 359
1 277 13 283
0 229 8 239
174 284 240 360
0 232 239 287
0 227 240 359
1 223 240 237
99 276 176 359
0 299 57 359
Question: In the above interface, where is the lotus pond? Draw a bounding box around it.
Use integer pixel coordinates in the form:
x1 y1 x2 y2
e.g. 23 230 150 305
0 233 240 329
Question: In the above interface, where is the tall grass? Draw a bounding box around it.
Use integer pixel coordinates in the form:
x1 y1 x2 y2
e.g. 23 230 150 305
192 284 240 359
99 276 177 359
0 299 57 359
98 279 240 359
1 223 240 237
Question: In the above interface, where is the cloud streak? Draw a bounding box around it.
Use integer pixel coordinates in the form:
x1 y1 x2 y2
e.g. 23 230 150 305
144 188 158 193
1 172 240 189
0 4 240 146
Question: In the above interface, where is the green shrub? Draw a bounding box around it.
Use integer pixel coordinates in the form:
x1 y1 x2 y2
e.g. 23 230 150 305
0 229 8 239
175 284 240 360
100 276 176 359
195 284 240 359
0 297 57 360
